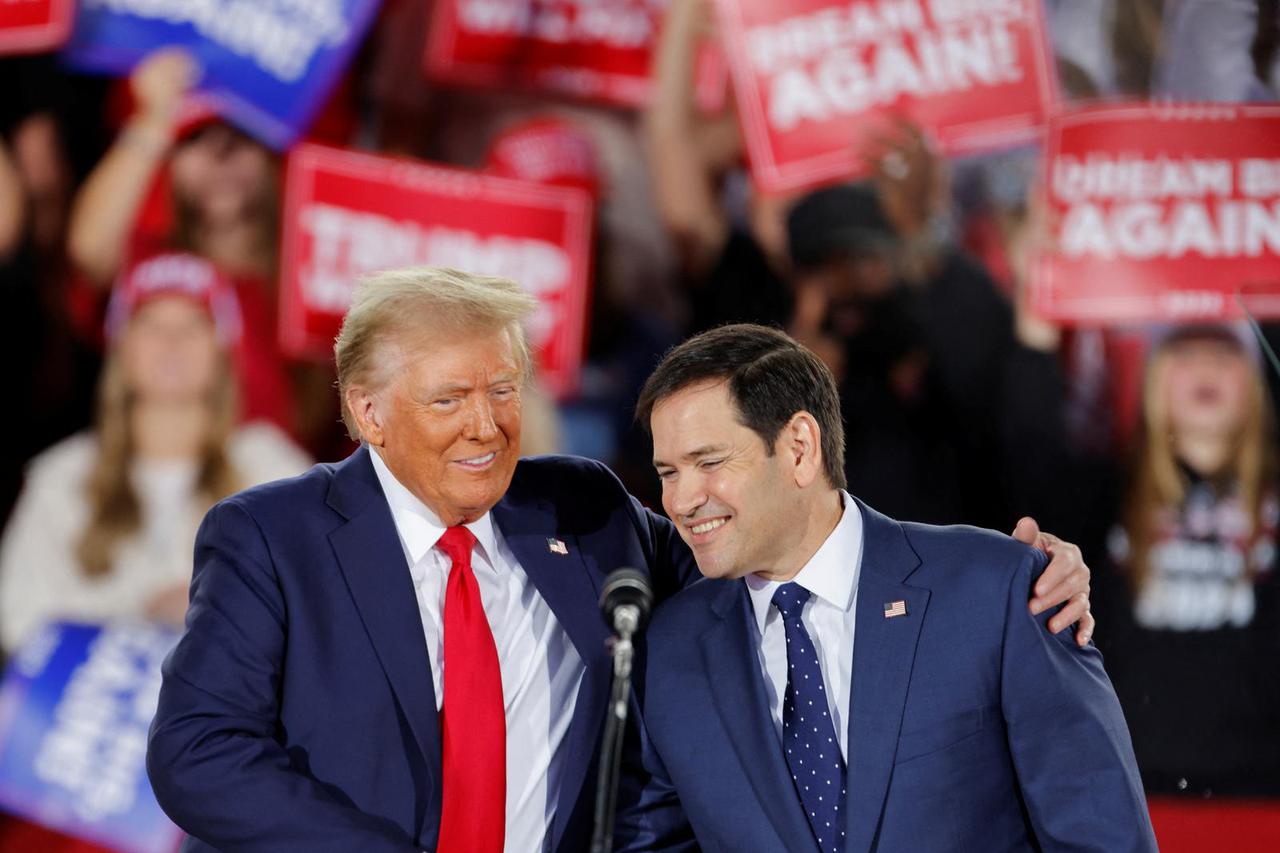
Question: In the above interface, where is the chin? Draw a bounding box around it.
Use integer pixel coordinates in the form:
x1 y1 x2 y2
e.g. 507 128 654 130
461 482 509 513
692 554 737 580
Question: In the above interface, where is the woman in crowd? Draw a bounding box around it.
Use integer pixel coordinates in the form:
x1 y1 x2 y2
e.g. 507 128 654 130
0 252 310 653
1004 261 1280 793
63 48 314 445
1105 326 1280 795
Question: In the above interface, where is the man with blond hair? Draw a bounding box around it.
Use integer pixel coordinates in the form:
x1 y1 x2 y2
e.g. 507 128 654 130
148 267 1093 852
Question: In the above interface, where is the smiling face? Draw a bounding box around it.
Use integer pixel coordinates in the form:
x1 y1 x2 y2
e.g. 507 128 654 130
354 324 524 525
120 295 221 404
651 380 817 580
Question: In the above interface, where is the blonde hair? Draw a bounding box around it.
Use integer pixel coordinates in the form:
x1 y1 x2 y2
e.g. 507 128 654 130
334 267 537 439
1123 337 1277 591
75 343 242 578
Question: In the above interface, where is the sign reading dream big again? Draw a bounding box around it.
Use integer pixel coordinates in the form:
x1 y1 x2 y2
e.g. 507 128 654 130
1034 103 1280 324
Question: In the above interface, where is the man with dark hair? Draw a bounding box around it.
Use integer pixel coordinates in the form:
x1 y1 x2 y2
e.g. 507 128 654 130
618 324 1156 852
635 325 848 490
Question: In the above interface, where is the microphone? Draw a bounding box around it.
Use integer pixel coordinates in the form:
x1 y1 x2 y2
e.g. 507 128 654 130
591 568 653 853
599 567 652 639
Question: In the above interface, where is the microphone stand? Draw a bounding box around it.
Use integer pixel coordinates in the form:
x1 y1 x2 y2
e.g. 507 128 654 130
590 603 640 853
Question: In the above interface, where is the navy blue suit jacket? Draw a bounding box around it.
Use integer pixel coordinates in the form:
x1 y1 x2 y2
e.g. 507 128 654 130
617 500 1157 853
147 447 696 852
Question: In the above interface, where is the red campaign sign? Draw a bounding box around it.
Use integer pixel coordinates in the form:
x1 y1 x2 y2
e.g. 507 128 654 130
714 0 1057 194
0 0 73 54
279 143 594 397
426 0 659 106
1033 104 1280 324
425 0 726 109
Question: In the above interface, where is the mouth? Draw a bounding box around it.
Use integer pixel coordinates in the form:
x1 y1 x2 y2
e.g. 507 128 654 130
1191 386 1221 404
685 516 730 544
453 451 498 471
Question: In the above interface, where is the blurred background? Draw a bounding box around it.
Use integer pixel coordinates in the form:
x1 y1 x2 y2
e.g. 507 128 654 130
0 0 1278 850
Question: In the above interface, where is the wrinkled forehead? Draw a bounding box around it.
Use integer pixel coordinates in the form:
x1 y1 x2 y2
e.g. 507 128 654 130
378 321 527 385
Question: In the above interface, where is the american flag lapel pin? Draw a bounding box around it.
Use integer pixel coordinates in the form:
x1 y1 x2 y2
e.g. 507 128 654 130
547 537 569 555
884 600 908 619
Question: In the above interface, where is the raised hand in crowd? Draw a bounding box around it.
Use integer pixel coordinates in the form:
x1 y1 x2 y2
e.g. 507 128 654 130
66 47 199 285
645 0 748 276
1004 186 1064 354
0 138 23 262
859 116 951 281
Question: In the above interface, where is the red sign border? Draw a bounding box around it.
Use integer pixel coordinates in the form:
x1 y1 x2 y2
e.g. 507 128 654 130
1031 101 1280 324
0 0 74 54
423 0 654 108
278 142 595 397
714 0 1059 194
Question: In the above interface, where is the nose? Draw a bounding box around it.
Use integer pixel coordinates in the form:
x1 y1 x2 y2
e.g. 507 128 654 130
461 395 499 441
666 471 707 520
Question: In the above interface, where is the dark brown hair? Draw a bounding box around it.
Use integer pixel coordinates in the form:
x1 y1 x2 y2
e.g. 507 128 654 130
636 324 847 489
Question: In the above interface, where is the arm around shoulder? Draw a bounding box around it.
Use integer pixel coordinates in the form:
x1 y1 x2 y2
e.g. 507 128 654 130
1000 548 1156 853
628 492 700 601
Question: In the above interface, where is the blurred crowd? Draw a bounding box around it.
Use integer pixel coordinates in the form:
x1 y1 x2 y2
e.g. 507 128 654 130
0 2 1278 844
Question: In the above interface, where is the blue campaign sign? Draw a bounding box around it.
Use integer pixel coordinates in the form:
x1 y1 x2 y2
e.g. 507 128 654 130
61 0 382 150
0 621 182 853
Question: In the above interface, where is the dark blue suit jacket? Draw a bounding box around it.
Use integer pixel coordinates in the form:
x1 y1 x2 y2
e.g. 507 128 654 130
147 447 696 852
618 500 1157 853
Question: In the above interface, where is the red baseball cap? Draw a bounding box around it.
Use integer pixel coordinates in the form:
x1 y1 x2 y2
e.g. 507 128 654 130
106 252 243 346
171 96 223 142
484 117 601 197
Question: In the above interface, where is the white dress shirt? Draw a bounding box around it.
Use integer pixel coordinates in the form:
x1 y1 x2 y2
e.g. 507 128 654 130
370 449 582 853
745 492 863 761
0 424 311 654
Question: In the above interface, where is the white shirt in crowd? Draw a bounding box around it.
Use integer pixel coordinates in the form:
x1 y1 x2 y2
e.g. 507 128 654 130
0 422 312 654
745 491 863 761
369 448 583 853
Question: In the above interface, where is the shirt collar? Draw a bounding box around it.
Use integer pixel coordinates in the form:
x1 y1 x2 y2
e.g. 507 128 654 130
369 446 500 570
745 491 863 634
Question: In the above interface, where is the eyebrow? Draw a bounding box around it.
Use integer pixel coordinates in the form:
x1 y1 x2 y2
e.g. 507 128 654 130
417 375 520 400
653 444 729 468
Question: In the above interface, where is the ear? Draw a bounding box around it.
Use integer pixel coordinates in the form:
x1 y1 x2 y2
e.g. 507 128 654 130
780 411 824 489
346 385 387 447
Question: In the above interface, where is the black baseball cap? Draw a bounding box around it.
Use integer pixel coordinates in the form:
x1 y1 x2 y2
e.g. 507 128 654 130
786 183 897 270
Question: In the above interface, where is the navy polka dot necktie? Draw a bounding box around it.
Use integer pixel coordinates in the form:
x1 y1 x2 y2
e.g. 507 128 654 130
772 582 846 853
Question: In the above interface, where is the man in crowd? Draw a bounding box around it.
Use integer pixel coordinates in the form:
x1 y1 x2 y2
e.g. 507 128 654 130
617 324 1155 852
148 268 1093 852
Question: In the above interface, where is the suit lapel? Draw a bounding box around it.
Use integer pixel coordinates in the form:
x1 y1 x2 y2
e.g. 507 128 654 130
844 501 929 853
700 581 819 853
325 446 442 777
491 492 611 853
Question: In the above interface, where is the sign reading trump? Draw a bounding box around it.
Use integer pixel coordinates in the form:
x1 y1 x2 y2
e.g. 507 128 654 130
714 0 1056 193
0 621 181 853
61 0 380 150
0 0 73 54
1033 104 1280 324
280 143 594 398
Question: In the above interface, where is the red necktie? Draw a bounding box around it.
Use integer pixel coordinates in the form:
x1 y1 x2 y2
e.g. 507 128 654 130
435 526 505 853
